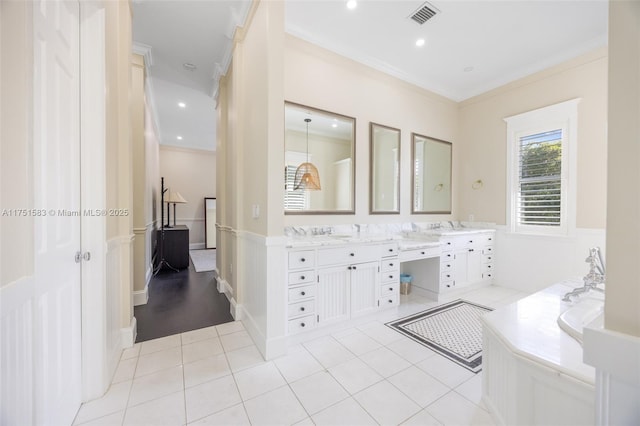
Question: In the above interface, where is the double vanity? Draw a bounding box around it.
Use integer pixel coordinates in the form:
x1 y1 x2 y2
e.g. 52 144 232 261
284 225 496 335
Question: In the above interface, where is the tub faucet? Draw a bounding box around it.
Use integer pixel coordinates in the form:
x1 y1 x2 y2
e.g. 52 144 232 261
563 247 606 301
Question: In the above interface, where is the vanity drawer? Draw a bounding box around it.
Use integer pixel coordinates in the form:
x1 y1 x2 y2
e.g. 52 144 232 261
483 254 494 264
441 251 454 261
288 300 315 318
288 314 316 334
318 245 378 266
483 246 494 255
441 271 454 283
380 282 398 297
483 271 494 280
288 250 315 269
381 258 399 272
381 270 399 283
379 294 399 307
288 284 315 302
483 263 494 273
288 270 315 286
441 281 456 291
399 246 440 262
440 261 453 272
380 243 399 257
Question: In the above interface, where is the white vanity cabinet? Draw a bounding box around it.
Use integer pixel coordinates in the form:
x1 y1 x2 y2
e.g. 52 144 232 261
286 240 399 335
440 231 495 292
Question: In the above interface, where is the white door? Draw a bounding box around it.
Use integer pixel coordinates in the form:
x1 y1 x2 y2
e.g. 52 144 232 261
33 0 83 423
350 261 380 317
317 265 350 325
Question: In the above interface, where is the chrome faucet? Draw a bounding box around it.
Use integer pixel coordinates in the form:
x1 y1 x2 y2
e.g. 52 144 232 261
563 247 606 301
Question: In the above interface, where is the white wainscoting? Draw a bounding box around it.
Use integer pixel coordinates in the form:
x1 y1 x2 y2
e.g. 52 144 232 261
0 276 36 425
105 236 130 380
175 217 205 247
217 226 238 318
494 226 606 293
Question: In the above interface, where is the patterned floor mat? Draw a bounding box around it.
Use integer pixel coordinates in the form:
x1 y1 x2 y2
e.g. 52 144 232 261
386 299 492 373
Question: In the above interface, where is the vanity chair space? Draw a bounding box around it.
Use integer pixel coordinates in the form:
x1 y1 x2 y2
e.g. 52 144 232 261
286 240 400 335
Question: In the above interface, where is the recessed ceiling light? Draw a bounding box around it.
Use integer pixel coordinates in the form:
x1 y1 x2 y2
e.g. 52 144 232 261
183 62 197 71
346 0 357 10
416 38 426 47
177 136 183 140
178 102 186 108
464 66 475 72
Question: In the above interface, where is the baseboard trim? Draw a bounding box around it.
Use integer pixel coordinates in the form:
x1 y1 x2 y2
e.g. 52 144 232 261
121 316 137 348
133 284 149 306
189 242 205 250
229 297 242 320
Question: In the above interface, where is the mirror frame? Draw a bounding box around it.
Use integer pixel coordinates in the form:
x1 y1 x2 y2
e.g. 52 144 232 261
369 122 401 215
411 133 453 215
284 101 356 215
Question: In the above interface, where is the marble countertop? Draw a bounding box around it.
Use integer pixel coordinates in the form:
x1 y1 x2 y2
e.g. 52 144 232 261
481 280 598 385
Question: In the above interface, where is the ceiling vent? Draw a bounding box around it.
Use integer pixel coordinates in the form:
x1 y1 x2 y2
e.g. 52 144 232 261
409 2 440 25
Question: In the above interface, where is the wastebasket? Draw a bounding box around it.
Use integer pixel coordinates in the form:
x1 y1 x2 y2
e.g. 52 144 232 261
400 274 412 295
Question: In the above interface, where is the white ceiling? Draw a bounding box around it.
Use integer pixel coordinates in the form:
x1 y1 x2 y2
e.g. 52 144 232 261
132 0 608 151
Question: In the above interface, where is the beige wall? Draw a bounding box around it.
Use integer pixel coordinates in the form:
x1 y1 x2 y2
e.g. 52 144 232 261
458 49 608 228
0 1 34 286
159 146 216 246
605 1 640 337
283 35 459 225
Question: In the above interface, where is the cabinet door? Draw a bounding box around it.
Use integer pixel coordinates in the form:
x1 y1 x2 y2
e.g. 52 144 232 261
317 265 350 325
350 261 380 317
466 246 483 283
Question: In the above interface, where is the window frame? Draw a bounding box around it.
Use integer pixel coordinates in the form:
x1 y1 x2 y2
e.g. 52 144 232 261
504 99 580 236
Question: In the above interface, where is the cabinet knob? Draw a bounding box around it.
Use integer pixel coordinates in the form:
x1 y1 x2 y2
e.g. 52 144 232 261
301 322 305 327
350 253 355 257
389 287 393 291
488 265 492 269
300 307 305 312
388 299 393 303
301 291 306 296
300 258 306 262
389 275 393 279
447 284 451 288
301 275 305 280
389 263 394 267
469 240 474 243
388 248 393 252
489 238 493 241
352 265 357 270
469 248 474 252
421 251 425 255
446 274 450 278
447 242 451 245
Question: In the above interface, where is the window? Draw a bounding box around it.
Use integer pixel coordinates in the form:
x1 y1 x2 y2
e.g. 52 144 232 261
505 99 579 235
284 151 309 211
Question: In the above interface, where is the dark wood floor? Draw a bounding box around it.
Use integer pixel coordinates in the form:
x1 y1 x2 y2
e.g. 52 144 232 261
134 259 234 343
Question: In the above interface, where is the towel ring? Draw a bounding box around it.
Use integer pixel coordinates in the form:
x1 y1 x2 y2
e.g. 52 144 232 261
434 183 444 192
472 179 483 190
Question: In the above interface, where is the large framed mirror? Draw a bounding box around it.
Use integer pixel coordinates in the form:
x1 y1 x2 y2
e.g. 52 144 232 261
284 102 355 214
412 133 452 214
370 123 400 214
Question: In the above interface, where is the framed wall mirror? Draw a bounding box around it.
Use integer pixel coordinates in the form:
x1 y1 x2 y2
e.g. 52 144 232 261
284 102 355 214
412 133 452 214
370 123 400 214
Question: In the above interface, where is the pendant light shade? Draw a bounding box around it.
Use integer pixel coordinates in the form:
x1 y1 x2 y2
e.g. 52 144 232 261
293 118 321 191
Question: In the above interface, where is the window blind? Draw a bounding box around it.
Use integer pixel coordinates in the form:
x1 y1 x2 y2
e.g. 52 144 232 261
517 129 563 226
284 165 306 210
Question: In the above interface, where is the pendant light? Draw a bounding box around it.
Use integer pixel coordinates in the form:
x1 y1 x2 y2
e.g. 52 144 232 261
293 118 321 190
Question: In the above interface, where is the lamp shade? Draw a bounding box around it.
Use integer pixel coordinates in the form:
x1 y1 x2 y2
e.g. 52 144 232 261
293 162 321 190
166 189 187 204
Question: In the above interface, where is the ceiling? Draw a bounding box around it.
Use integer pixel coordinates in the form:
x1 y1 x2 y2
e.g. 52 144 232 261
132 0 608 152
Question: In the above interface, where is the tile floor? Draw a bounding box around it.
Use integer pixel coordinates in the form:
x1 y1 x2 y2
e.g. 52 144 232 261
73 285 529 426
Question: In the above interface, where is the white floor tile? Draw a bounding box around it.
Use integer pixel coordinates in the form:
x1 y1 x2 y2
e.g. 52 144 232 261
225 345 265 372
112 357 137 384
75 410 125 426
188 403 249 425
243 386 307 426
387 366 450 407
273 347 324 383
219 330 254 352
386 337 436 364
359 346 412 378
354 380 421 425
328 358 383 394
128 366 184 407
182 337 224 364
425 391 495 426
455 373 483 405
182 326 219 345
184 353 231 389
216 321 245 336
401 409 443 425
303 336 355 369
292 417 315 426
290 371 349 415
123 391 185 426
311 397 377 426
233 362 286 401
185 374 242 423
135 346 182 378
121 344 141 361
334 330 382 356
74 381 132 425
416 354 475 388
357 322 405 345
139 335 182 356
